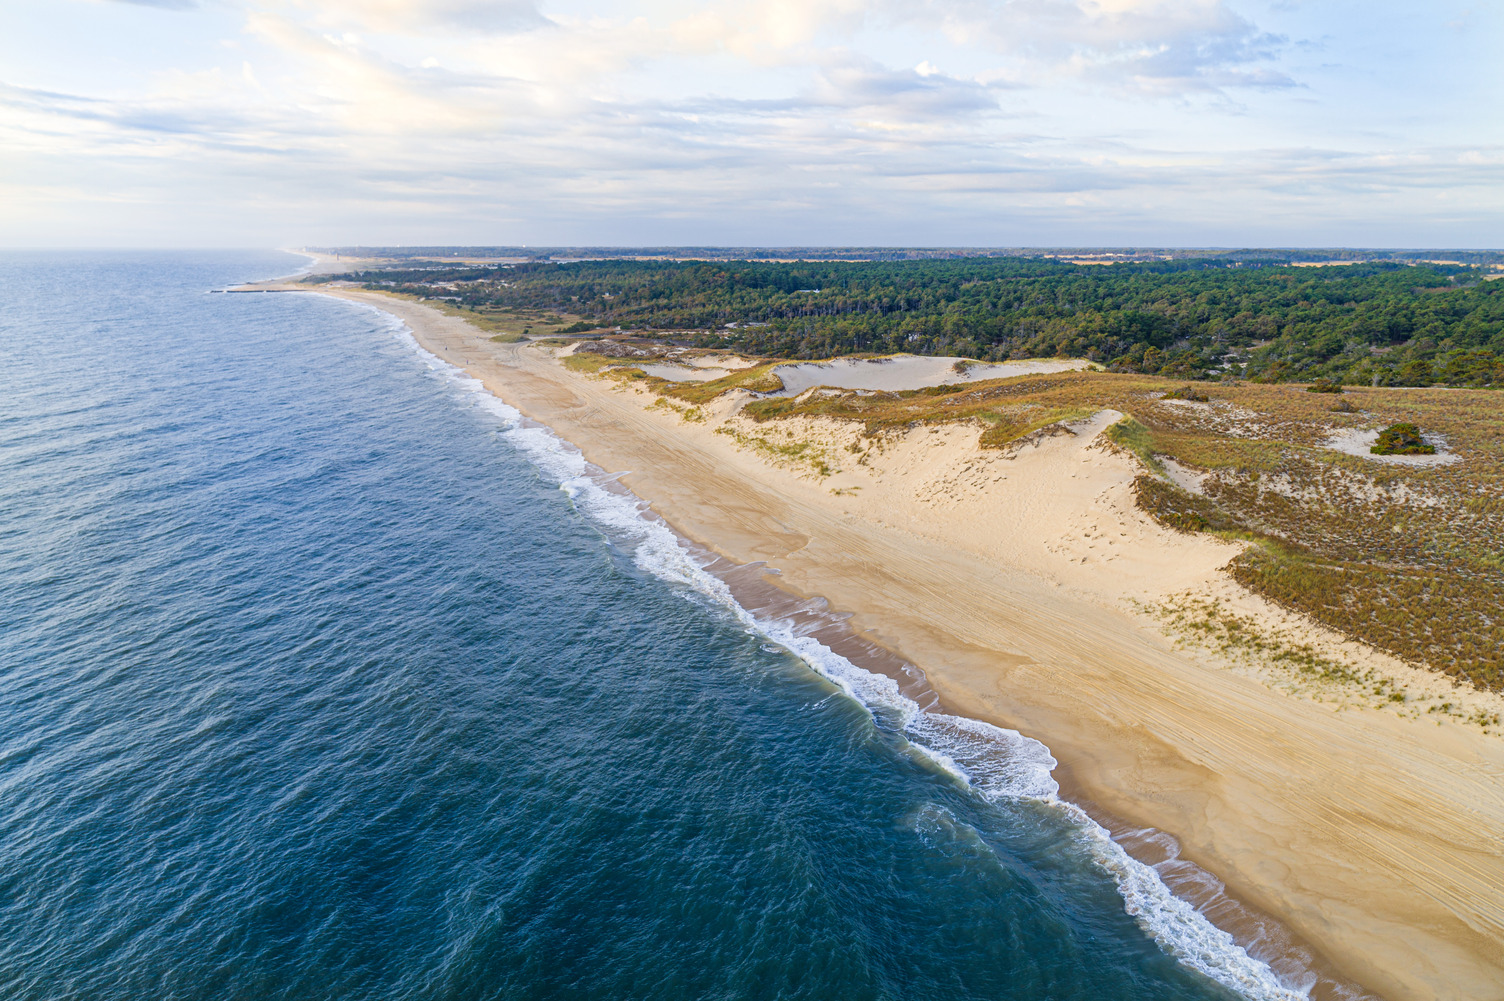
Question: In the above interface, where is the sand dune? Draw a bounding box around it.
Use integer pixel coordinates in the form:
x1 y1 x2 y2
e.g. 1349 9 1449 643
767 355 1091 395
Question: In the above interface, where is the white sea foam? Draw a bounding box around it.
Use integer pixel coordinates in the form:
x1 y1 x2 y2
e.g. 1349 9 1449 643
367 304 1307 1001
286 251 321 277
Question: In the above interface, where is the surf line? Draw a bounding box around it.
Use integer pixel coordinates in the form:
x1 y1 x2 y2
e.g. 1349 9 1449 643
329 292 1339 1001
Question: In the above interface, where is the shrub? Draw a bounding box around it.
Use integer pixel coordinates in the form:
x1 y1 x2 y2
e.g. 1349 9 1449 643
1372 423 1436 455
1330 398 1358 413
1165 385 1210 402
1307 378 1345 394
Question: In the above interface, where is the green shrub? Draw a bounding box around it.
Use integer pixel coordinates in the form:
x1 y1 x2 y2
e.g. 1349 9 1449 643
1372 423 1435 455
1307 378 1345 394
1164 385 1210 402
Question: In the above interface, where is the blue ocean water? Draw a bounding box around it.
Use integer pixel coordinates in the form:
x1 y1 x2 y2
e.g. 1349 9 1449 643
0 251 1289 1000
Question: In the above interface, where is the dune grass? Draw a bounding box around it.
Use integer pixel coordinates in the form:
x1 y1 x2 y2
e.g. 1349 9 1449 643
684 364 1504 690
552 342 1504 688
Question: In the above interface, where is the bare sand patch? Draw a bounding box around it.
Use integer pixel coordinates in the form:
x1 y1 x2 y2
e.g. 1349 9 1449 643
1324 428 1461 466
636 363 731 382
770 355 1091 396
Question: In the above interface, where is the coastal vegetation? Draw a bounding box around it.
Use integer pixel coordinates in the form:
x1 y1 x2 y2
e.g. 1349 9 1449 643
578 356 1504 691
367 273 1504 692
1164 385 1211 402
365 288 587 340
321 257 1504 388
1371 423 1435 455
1153 594 1501 731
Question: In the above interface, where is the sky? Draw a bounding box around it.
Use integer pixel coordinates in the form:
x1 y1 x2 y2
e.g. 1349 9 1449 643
1 0 1500 248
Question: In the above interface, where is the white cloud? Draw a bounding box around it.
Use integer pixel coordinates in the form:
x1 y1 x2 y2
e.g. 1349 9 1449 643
913 0 1292 92
667 0 871 61
280 0 545 33
104 0 199 9
1 0 1499 246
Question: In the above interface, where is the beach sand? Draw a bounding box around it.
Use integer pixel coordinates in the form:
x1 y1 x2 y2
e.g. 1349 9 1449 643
266 284 1504 1001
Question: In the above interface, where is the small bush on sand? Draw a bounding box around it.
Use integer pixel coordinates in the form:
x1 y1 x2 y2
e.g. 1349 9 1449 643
1329 398 1358 413
1372 423 1435 455
1164 385 1210 402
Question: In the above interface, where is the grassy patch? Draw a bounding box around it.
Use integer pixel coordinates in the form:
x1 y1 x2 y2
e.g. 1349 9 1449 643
561 351 621 374
649 397 707 423
977 407 1095 449
1147 594 1504 734
1164 384 1210 402
1159 593 1379 689
1104 416 1160 471
659 363 786 405
740 375 1098 446
713 423 838 477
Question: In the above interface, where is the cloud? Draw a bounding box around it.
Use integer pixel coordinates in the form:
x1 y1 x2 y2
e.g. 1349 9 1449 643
668 0 871 61
912 0 1291 93
659 0 1289 94
806 58 1005 120
105 0 199 9
284 0 545 34
2 0 1498 246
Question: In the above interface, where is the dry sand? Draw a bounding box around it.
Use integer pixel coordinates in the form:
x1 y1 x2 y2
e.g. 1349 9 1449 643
635 363 734 382
281 251 386 276
768 355 1091 395
259 284 1504 1001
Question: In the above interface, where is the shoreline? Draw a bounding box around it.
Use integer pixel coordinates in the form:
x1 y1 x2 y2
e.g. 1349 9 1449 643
248 275 1504 1001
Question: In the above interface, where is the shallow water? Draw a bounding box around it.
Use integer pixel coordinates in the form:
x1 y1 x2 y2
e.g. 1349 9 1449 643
0 251 1289 1000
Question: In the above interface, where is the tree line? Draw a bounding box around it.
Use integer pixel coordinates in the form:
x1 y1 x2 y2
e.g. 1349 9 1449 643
331 257 1504 386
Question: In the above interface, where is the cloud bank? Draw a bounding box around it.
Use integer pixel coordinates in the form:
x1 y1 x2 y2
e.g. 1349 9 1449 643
4 0 1501 245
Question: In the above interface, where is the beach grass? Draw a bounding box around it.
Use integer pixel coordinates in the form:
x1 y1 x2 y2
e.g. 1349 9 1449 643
563 350 787 402
663 364 1504 690
660 363 786 403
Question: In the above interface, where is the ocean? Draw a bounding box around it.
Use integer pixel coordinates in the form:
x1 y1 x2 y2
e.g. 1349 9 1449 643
0 251 1299 1000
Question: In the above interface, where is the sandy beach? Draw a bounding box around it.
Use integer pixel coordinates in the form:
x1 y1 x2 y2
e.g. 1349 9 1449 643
265 282 1504 1001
